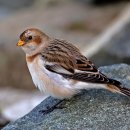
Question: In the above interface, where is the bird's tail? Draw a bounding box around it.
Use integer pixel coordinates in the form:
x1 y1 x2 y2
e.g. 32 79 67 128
107 78 130 97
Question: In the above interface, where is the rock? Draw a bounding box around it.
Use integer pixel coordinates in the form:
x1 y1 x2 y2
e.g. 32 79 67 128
91 22 130 67
106 23 130 59
3 64 130 130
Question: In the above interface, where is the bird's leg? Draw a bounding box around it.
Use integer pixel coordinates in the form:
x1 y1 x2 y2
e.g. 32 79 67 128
39 99 65 114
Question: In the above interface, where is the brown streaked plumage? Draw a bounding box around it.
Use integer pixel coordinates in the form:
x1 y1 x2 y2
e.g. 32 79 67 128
17 28 130 99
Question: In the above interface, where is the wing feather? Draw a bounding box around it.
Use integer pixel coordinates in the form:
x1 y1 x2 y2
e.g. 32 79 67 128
41 39 112 85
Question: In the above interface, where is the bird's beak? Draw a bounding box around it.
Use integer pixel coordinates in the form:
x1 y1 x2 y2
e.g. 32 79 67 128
17 40 25 46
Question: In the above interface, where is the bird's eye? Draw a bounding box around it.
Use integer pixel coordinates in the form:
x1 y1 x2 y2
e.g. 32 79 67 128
28 36 32 40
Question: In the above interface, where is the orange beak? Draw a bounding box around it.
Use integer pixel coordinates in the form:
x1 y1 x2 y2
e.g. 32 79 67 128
17 40 25 46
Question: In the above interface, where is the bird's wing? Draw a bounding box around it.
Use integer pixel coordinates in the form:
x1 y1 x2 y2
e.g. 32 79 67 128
41 39 111 84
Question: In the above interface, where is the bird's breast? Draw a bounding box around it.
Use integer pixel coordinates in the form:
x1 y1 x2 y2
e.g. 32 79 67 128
26 55 77 98
26 56 46 92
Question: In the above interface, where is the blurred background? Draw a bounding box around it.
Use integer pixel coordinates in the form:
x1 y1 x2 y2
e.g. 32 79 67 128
0 0 130 128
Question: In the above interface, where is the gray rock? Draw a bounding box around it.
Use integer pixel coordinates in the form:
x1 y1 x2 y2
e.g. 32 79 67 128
2 64 130 130
107 23 130 58
91 22 130 67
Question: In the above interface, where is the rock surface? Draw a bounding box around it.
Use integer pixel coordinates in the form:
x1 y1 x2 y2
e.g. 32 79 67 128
3 64 130 130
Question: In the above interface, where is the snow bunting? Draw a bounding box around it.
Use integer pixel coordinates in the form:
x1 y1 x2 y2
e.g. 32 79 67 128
17 28 130 99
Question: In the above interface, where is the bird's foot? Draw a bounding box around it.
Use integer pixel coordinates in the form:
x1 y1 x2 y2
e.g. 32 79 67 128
39 100 65 115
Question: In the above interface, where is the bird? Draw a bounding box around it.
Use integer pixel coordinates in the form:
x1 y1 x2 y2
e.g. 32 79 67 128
17 28 130 113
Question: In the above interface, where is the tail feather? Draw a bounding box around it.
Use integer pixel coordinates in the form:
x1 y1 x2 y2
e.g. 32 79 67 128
107 78 130 97
117 85 130 97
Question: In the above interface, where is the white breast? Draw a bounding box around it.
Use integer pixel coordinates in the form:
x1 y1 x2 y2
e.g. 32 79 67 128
27 58 46 92
26 56 73 96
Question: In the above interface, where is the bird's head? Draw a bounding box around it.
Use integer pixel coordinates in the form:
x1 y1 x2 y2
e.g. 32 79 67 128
17 28 49 55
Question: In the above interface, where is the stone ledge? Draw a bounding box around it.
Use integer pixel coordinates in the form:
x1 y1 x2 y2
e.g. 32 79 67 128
3 64 130 130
